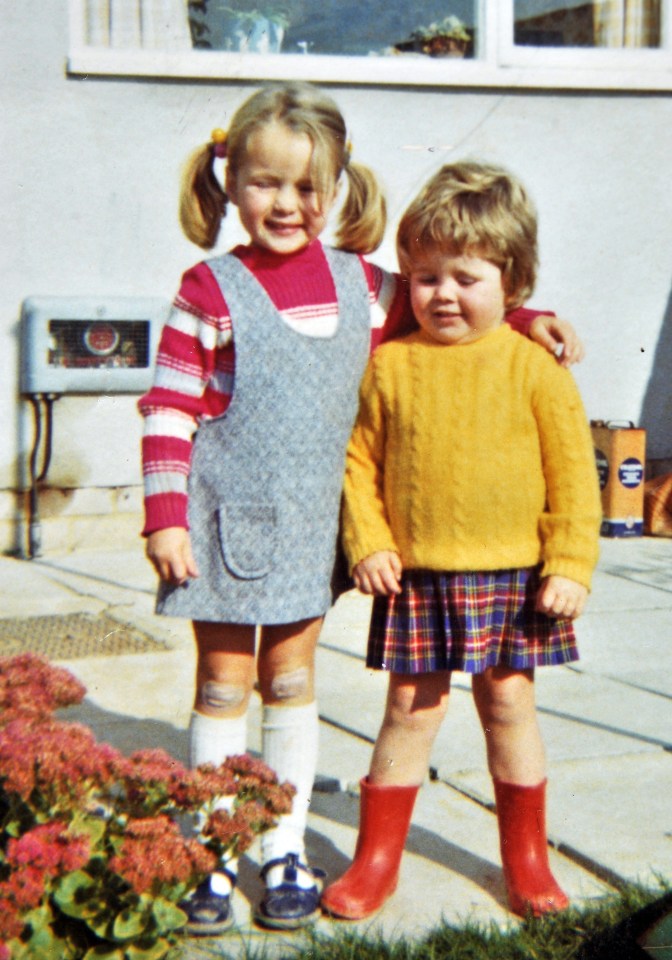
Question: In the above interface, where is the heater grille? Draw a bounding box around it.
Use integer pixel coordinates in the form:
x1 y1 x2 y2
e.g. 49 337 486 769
20 296 168 394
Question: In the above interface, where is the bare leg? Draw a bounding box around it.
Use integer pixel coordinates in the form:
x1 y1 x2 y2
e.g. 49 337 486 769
472 665 567 916
322 670 449 920
472 666 545 784
257 616 322 707
370 670 451 786
192 620 257 718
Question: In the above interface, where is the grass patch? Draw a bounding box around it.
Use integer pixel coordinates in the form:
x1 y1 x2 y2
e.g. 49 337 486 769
183 882 671 959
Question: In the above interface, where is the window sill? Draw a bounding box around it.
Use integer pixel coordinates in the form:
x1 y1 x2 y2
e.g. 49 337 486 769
66 47 672 92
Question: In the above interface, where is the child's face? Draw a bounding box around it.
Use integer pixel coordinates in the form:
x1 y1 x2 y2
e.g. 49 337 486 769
409 248 507 346
226 121 338 256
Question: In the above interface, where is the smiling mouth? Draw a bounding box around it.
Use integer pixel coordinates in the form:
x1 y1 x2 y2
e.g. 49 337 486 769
267 222 302 234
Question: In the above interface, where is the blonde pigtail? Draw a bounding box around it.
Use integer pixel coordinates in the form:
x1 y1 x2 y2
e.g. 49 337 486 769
334 160 387 255
178 143 228 250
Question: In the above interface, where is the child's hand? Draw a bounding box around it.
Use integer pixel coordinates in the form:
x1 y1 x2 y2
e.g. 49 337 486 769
146 527 200 585
536 575 588 620
353 551 403 596
529 315 585 367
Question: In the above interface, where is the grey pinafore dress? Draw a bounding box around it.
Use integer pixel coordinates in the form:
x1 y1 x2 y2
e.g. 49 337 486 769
156 246 370 625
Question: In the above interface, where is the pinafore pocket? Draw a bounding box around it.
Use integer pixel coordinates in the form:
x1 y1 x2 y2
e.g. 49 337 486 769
217 503 277 579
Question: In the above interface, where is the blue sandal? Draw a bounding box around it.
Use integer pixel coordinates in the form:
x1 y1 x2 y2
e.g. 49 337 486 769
180 869 236 936
254 853 325 930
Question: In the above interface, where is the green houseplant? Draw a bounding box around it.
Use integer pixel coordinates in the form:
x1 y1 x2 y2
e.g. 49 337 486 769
395 14 472 58
188 0 303 51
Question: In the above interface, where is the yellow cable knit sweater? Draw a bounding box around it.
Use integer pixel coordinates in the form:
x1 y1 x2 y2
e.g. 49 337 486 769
343 324 601 588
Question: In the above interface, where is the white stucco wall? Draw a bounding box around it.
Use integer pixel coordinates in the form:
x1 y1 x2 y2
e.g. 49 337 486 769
2 3 672 551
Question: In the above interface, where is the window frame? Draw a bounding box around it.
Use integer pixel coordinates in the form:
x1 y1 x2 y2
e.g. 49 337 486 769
500 0 672 72
67 0 672 91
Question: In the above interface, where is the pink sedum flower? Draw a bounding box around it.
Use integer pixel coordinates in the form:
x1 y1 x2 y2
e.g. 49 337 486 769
0 717 122 805
0 898 25 941
0 866 45 912
110 815 216 895
0 653 86 725
6 823 90 878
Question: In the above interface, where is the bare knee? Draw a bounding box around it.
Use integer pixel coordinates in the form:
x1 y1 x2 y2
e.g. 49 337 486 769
385 681 449 742
474 669 535 729
196 680 249 717
259 665 313 705
257 618 320 705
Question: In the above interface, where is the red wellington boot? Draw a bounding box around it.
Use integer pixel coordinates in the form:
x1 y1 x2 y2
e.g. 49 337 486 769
493 778 569 917
321 777 419 920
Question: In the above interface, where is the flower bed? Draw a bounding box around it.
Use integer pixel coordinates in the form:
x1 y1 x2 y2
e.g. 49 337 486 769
0 653 294 960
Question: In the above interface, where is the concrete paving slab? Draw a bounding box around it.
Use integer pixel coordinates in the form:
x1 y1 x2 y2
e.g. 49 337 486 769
569 662 672 700
35 548 158 593
534 669 672 752
1 549 191 656
57 650 197 728
551 752 672 885
320 590 373 658
315 716 378 790
315 643 387 733
28 552 157 610
448 751 672 887
596 538 672 596
108 604 196 651
588 570 672 613
0 555 106 619
574 608 672 694
430 686 662 780
51 642 609 951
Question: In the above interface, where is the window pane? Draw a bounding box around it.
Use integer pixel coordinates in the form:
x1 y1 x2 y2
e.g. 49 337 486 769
187 0 479 57
514 0 661 48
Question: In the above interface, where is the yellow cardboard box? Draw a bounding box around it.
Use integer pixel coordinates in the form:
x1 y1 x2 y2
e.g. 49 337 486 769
591 421 646 537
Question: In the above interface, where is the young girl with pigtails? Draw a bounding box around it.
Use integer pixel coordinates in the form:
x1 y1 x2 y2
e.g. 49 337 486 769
139 83 581 935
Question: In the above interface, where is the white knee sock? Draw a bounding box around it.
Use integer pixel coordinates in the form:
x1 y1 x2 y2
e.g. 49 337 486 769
261 701 319 875
189 710 248 768
189 710 248 893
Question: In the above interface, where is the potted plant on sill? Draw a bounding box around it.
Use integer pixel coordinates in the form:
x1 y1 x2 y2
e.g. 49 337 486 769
395 14 472 58
188 0 302 53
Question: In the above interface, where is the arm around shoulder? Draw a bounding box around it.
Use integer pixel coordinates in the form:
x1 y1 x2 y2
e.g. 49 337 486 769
506 305 584 367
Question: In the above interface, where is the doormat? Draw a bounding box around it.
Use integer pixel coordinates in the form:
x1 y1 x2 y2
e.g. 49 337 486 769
0 613 169 660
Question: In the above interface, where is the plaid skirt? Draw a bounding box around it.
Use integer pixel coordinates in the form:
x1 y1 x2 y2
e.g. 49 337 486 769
367 567 579 674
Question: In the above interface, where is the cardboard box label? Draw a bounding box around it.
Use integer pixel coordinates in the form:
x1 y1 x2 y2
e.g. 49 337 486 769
619 458 644 489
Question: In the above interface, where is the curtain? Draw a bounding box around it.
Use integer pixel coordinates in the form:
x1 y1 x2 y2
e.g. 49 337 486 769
86 0 192 49
593 0 661 46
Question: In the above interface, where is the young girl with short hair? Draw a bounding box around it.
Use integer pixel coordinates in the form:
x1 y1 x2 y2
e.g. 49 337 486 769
140 86 581 934
321 161 601 922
